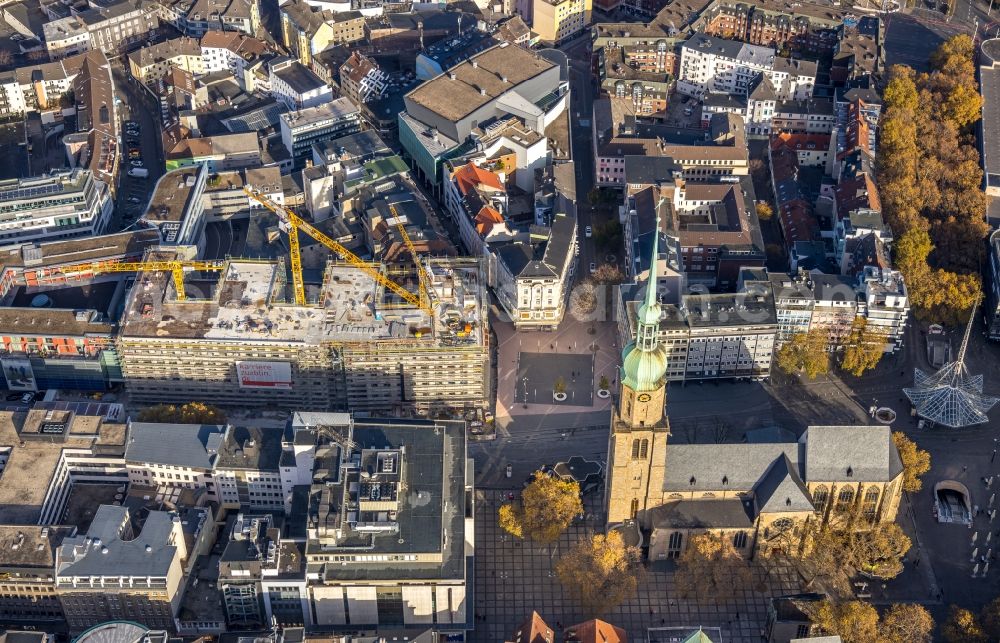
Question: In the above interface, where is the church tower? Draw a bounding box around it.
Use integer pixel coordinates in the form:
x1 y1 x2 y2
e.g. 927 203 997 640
605 198 670 527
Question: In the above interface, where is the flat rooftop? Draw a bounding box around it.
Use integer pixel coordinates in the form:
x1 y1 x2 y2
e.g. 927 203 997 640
301 417 468 582
0 307 113 337
119 258 486 346
0 410 126 524
981 41 1000 189
145 167 202 223
0 525 75 571
406 43 556 123
281 97 359 130
0 229 160 271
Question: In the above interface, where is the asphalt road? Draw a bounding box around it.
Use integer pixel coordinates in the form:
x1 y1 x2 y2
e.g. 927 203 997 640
110 64 165 231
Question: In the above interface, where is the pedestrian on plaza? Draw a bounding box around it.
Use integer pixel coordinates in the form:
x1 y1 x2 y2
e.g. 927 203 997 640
915 557 921 568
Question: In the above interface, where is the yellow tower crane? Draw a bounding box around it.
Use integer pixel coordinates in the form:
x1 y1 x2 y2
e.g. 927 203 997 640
55 260 226 301
243 187 433 315
388 203 434 313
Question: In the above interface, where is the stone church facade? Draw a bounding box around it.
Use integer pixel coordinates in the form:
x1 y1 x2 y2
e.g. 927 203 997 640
604 209 904 559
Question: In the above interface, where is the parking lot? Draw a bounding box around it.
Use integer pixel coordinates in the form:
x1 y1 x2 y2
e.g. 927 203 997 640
664 92 702 128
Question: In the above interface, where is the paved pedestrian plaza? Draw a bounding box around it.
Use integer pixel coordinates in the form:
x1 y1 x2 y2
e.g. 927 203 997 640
471 489 803 643
516 351 594 406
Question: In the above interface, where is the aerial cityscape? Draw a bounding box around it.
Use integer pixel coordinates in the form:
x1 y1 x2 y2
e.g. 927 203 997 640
0 0 998 640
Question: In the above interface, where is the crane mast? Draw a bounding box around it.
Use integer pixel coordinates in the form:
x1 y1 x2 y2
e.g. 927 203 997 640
243 188 433 315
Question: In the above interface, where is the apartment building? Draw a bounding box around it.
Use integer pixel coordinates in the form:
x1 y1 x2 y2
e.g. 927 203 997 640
42 17 93 58
127 36 203 85
63 0 160 55
55 505 195 631
678 33 816 100
270 59 333 109
614 283 777 382
280 0 336 66
696 0 844 53
116 257 490 414
592 102 749 186
200 30 270 78
445 161 576 330
163 0 261 36
621 154 764 290
339 51 389 105
532 0 592 44
596 38 679 118
747 267 908 352
125 422 286 510
328 10 365 43
0 169 113 246
280 97 362 167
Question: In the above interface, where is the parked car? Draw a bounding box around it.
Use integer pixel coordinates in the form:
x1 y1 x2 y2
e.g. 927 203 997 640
130 160 143 167
126 196 141 204
585 225 592 238
128 167 149 178
5 393 21 401
589 262 596 273
20 392 34 404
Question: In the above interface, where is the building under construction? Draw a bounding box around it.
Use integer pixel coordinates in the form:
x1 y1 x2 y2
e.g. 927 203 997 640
116 251 490 413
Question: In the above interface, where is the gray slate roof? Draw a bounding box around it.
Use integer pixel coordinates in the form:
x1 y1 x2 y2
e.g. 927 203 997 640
753 454 814 515
650 498 754 529
56 505 176 579
801 425 903 482
663 442 802 493
125 422 226 469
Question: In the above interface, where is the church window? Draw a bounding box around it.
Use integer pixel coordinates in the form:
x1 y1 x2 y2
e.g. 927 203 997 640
630 498 639 518
837 488 855 511
639 439 649 459
631 439 640 459
667 531 683 558
732 531 748 549
811 485 828 512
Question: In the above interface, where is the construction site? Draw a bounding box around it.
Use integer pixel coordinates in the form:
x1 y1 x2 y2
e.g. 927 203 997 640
109 190 490 413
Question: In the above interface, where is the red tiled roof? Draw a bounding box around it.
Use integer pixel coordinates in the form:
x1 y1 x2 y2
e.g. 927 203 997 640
507 611 555 643
453 162 504 195
564 619 629 643
475 205 504 235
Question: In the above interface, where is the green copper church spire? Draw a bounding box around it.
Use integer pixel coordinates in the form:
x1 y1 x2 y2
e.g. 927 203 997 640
620 197 668 392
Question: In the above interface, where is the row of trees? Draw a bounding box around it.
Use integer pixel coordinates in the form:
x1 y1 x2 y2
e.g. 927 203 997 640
810 600 934 643
793 595 1000 643
775 317 887 379
136 401 226 424
877 35 985 325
